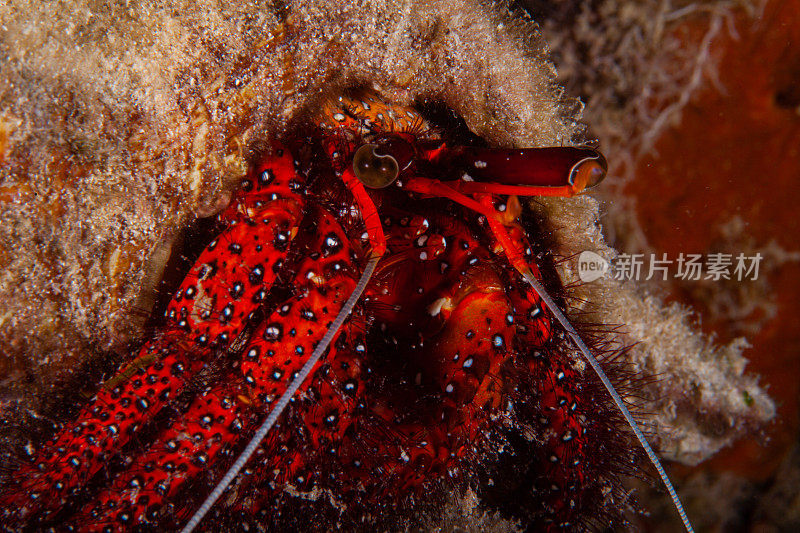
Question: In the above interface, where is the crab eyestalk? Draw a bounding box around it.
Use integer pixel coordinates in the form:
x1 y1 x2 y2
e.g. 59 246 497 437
426 145 608 197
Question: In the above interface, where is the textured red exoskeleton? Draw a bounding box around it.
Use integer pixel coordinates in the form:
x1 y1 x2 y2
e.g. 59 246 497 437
0 93 692 532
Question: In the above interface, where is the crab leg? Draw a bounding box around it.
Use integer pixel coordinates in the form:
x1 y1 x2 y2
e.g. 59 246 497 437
180 156 391 532
237 321 369 516
76 373 251 531
475 194 694 532
1 146 305 522
73 205 358 529
240 205 358 404
487 221 590 523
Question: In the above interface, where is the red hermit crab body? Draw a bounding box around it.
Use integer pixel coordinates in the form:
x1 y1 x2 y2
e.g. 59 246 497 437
0 93 661 531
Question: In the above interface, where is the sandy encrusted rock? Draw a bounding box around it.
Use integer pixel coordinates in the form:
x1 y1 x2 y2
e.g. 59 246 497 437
538 195 774 465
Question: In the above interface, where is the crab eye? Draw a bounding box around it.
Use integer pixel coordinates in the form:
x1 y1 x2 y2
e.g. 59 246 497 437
569 150 608 191
352 143 399 189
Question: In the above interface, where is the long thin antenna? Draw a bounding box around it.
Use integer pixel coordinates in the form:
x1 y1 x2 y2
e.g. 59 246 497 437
181 254 381 533
520 270 694 533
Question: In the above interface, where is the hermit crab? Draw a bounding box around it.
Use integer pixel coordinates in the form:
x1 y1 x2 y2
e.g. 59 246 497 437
0 93 692 532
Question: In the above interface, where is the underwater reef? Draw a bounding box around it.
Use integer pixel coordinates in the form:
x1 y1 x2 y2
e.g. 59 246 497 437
0 0 790 530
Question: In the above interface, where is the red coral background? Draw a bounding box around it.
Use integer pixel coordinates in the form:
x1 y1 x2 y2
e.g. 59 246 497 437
626 1 800 529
